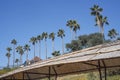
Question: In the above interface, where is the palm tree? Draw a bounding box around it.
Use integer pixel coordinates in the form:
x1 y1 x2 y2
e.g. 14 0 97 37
108 29 118 40
11 39 17 67
6 52 11 68
90 5 103 29
96 15 109 38
49 32 55 53
37 35 43 59
57 29 65 54
72 20 80 39
24 44 30 65
16 46 24 65
29 37 37 59
52 51 60 57
42 32 48 59
15 59 19 67
66 20 74 40
6 47 12 53
90 5 109 42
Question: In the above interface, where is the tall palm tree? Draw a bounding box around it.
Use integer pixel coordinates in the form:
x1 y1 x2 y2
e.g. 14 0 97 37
37 35 43 59
72 20 80 39
90 5 103 32
90 5 109 42
15 58 19 67
16 46 24 65
11 39 17 67
42 32 48 59
66 20 74 40
29 37 37 59
6 52 11 68
24 44 30 65
49 32 55 53
57 29 65 54
108 29 118 40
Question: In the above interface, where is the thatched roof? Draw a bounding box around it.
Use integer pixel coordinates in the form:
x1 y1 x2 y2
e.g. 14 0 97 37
0 41 120 79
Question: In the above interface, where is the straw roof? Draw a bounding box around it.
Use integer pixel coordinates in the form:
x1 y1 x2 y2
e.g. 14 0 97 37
0 40 120 79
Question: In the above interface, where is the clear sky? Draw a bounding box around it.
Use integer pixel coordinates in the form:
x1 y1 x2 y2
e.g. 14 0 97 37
0 0 120 68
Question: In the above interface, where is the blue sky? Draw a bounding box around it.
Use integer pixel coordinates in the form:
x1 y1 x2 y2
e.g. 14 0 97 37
0 0 120 68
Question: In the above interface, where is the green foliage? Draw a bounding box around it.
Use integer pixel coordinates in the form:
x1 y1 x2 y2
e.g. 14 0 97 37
0 68 16 75
66 40 81 52
66 33 103 52
52 51 61 57
108 28 118 40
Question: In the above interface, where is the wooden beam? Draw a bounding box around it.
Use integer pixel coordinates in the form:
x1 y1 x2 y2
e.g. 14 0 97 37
83 62 98 67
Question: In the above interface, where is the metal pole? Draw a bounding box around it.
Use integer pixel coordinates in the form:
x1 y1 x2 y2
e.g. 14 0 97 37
102 60 107 80
98 60 102 80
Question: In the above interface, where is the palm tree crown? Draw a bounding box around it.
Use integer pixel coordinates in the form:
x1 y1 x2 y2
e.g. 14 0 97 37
49 32 55 41
66 20 74 29
42 32 48 41
57 29 65 39
6 53 11 57
72 20 80 39
24 44 30 52
15 58 19 67
6 47 12 52
90 5 103 16
108 29 118 39
30 37 37 45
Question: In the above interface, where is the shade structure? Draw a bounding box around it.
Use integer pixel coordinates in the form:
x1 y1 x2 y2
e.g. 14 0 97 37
0 40 120 80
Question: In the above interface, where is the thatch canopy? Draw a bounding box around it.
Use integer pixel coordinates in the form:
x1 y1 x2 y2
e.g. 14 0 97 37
0 41 120 80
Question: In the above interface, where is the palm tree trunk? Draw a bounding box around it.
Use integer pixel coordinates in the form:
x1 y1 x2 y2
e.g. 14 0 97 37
17 62 18 68
70 28 73 40
13 45 15 68
74 31 77 39
20 55 22 65
8 57 10 68
62 38 64 54
39 41 41 59
96 15 101 33
34 44 35 59
45 40 47 59
101 25 105 43
52 40 54 52
26 50 28 65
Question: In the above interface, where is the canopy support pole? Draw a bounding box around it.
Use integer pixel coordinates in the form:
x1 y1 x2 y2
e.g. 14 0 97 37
102 60 107 80
25 72 30 80
98 60 102 80
48 66 51 80
23 72 24 80
52 66 58 80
